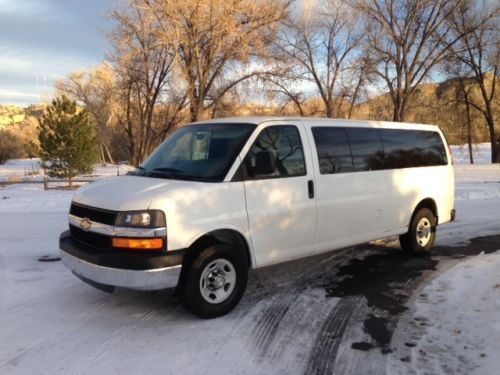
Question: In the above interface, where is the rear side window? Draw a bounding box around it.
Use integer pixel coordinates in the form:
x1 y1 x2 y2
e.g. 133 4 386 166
311 127 353 174
345 128 385 171
244 125 306 179
311 126 448 174
380 130 447 168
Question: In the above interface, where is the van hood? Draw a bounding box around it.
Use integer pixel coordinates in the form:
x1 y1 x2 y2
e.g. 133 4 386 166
72 175 192 212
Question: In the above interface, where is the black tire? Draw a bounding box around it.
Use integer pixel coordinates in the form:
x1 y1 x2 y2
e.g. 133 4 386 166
182 243 248 319
399 208 437 256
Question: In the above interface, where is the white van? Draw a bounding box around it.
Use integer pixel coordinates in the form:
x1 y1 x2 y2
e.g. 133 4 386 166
60 117 455 318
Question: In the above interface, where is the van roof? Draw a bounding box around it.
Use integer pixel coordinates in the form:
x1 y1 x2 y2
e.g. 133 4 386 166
191 116 441 131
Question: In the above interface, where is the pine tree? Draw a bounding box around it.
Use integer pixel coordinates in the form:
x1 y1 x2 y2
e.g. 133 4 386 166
38 96 100 186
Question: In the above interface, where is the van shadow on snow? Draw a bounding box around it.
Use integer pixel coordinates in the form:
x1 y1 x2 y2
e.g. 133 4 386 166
318 235 500 355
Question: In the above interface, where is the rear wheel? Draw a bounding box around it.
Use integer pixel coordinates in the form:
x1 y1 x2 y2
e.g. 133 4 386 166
399 208 437 256
182 243 247 318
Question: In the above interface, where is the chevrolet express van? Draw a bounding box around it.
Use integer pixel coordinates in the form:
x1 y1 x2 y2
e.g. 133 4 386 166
60 117 455 318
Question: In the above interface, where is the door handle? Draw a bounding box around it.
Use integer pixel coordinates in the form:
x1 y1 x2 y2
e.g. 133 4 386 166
308 180 314 199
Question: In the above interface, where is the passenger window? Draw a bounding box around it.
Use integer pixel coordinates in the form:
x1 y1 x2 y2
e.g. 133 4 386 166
379 129 413 169
345 128 385 171
312 127 353 174
380 129 447 168
244 126 306 179
411 131 448 166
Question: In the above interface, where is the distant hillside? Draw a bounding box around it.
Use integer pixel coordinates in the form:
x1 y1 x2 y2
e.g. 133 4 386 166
0 105 25 129
0 114 25 128
0 104 46 129
0 104 23 115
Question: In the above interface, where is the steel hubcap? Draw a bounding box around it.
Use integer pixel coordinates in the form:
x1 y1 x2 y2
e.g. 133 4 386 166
416 217 432 246
207 270 225 290
200 259 236 304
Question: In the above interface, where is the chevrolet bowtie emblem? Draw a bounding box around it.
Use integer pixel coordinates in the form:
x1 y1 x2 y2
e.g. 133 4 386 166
80 217 92 231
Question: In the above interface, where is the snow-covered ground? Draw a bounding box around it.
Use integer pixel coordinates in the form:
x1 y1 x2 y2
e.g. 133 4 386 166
0 147 499 374
0 158 133 183
385 148 500 374
437 163 500 247
450 143 492 165
388 252 500 375
0 159 42 182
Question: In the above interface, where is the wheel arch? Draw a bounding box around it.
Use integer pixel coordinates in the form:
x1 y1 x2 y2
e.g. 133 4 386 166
410 198 438 226
180 229 253 284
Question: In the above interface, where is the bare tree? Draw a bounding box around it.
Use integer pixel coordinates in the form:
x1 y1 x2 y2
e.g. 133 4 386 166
342 53 372 119
146 0 290 122
109 0 186 166
354 0 479 122
0 130 24 164
448 0 499 163
273 0 364 118
55 64 116 164
441 75 477 163
261 68 310 116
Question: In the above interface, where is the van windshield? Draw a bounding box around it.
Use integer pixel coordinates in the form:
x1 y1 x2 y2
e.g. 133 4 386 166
132 123 255 182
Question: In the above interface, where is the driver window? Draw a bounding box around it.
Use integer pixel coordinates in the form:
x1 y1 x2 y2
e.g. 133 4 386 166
245 125 306 179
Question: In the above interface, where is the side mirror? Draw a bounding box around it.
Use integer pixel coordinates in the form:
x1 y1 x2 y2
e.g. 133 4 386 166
250 150 277 176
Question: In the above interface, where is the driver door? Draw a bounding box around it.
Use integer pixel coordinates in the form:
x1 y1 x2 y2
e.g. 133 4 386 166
241 124 317 267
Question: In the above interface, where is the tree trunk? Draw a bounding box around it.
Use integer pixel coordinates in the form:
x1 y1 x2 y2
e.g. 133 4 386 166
392 96 403 122
348 71 364 119
190 103 200 123
462 87 474 164
325 103 334 118
485 114 498 164
104 143 114 164
493 138 500 164
100 144 106 165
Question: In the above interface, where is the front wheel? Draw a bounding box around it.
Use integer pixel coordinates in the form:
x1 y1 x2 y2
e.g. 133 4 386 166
182 243 248 319
399 208 437 256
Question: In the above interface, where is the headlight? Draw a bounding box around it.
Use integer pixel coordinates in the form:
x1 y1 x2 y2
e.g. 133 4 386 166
115 210 166 228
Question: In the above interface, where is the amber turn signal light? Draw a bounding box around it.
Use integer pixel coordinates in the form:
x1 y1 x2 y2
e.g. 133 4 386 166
112 237 164 250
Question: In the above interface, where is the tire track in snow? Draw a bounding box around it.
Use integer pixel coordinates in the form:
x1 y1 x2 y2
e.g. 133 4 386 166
251 292 295 353
0 292 135 370
305 298 358 375
249 247 371 360
66 295 133 331
73 298 179 375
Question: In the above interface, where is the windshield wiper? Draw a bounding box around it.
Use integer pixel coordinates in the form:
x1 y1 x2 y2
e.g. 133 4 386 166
152 167 184 174
138 167 204 181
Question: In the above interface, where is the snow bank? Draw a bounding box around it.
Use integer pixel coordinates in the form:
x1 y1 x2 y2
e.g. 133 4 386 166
0 160 134 182
0 184 72 214
3 159 42 168
0 159 41 181
451 143 491 165
454 164 500 202
389 252 500 375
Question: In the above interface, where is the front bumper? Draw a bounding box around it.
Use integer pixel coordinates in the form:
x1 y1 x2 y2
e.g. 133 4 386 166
59 230 184 291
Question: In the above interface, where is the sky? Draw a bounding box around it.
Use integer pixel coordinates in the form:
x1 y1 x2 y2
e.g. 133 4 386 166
0 0 115 107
